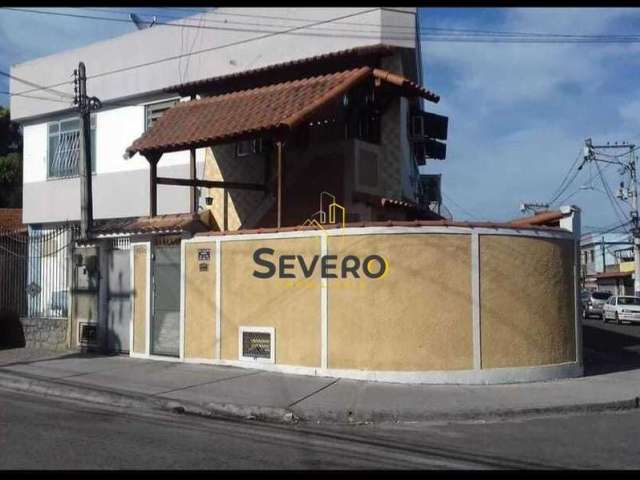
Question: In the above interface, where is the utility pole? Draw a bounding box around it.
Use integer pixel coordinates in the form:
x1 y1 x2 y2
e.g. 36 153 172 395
73 62 101 240
631 146 640 296
583 139 639 295
601 236 607 273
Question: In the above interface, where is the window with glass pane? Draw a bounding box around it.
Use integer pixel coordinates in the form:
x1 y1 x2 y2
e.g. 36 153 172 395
47 116 96 178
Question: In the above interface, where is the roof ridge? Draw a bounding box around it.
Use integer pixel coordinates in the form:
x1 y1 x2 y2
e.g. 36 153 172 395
166 43 395 92
170 67 370 108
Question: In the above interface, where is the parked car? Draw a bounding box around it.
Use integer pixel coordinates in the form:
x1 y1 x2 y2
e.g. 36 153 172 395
602 295 640 324
581 290 612 319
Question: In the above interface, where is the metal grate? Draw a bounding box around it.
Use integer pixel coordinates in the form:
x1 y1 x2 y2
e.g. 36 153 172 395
79 322 98 347
111 237 130 250
49 130 81 178
242 331 272 359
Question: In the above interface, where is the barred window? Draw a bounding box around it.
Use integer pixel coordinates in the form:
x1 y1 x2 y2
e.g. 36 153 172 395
47 116 96 179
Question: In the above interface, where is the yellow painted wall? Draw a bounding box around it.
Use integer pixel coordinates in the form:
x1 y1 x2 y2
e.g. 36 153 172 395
184 241 216 359
480 236 576 368
220 237 322 367
132 245 147 354
619 261 634 273
327 233 474 371
180 230 578 374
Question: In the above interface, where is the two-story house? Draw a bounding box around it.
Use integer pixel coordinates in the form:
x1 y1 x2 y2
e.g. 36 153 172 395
10 7 446 353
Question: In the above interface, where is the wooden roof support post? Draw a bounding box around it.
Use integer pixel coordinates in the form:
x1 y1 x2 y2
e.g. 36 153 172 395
190 94 197 214
145 152 161 217
276 140 285 228
190 147 197 213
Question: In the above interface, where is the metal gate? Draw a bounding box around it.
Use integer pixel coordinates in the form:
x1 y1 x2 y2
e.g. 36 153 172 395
0 225 77 345
151 244 181 357
107 239 131 353
0 226 77 318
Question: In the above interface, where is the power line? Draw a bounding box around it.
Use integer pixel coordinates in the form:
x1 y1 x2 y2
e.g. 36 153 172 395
594 158 630 228
548 150 583 206
442 192 482 220
0 70 73 100
72 7 640 41
4 7 409 40
9 7 385 97
7 7 640 99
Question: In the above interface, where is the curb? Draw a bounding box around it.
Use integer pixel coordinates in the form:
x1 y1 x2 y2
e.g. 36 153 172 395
291 397 640 424
0 369 298 424
0 368 638 425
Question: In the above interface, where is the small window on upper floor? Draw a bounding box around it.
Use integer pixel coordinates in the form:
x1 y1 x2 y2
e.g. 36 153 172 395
47 115 96 179
145 99 179 131
235 138 263 157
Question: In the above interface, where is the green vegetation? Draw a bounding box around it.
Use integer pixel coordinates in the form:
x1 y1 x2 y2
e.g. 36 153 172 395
0 107 22 207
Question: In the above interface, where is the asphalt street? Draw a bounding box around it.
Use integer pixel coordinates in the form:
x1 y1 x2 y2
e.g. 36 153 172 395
1 387 640 469
583 316 640 375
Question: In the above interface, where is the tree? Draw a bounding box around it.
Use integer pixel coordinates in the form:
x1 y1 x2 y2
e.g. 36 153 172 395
0 107 22 207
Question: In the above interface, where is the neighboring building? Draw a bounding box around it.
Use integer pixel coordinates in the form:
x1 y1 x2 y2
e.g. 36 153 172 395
10 7 447 353
0 208 23 231
580 232 633 294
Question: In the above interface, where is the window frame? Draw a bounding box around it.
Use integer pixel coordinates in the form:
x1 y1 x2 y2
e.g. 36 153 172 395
144 97 180 132
47 115 97 180
235 138 263 158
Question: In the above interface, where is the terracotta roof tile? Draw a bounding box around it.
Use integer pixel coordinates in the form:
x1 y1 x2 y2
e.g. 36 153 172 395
127 67 439 157
0 209 24 231
510 210 571 227
194 220 570 238
92 212 212 236
165 44 396 95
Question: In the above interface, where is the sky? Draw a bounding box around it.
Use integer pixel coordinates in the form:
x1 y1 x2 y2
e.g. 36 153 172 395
1 7 640 232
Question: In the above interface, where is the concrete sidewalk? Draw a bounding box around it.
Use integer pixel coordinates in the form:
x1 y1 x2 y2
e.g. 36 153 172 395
0 347 639 424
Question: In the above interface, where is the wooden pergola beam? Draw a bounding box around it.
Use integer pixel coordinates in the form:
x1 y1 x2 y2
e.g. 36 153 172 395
156 176 267 192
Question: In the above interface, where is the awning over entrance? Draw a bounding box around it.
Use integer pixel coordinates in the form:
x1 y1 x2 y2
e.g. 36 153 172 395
125 66 439 158
92 212 213 237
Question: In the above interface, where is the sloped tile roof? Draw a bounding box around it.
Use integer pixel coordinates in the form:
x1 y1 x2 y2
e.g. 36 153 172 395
127 67 439 157
510 210 571 227
165 43 396 95
0 209 24 231
92 212 213 236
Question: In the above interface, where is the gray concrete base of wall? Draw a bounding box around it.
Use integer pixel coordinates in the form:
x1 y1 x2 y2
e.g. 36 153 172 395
159 356 585 385
19 317 69 351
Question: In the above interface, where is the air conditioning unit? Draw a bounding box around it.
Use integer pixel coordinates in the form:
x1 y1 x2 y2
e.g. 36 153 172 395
354 140 382 195
410 111 448 163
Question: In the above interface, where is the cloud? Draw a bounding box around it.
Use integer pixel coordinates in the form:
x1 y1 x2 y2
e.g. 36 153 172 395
420 7 640 229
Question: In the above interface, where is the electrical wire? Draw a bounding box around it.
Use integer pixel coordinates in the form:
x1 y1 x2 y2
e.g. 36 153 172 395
442 192 482 220
594 159 630 228
55 7 640 41
8 7 384 97
7 7 640 99
548 150 583 206
0 70 74 100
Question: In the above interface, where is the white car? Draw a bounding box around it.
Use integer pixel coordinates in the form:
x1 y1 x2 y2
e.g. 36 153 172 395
602 295 640 324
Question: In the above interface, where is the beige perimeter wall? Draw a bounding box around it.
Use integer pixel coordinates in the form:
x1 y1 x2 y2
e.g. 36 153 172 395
220 237 322 367
178 230 577 374
184 241 216 359
479 236 576 368
328 233 473 371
